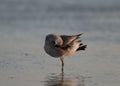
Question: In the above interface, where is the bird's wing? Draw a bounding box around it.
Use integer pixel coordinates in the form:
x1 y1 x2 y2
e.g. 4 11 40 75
60 33 83 46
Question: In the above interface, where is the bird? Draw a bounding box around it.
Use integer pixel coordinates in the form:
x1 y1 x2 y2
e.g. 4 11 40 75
44 33 87 71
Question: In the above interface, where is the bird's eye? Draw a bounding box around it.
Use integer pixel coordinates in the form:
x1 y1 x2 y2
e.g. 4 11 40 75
52 39 58 44
52 40 56 44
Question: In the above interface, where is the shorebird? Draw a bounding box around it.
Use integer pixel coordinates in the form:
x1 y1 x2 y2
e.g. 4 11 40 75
44 33 87 71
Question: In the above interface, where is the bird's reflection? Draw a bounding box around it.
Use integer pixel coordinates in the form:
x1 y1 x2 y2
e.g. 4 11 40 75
44 70 84 86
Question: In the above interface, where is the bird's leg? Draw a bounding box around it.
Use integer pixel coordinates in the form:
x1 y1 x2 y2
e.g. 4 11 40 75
60 57 64 73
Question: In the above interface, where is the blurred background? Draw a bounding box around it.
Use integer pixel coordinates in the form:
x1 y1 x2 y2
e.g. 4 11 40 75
0 0 120 86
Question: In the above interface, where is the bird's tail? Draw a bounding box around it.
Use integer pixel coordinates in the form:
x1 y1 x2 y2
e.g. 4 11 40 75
77 44 87 51
76 33 87 51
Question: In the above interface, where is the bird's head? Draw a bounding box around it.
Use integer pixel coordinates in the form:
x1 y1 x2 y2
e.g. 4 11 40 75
45 34 63 47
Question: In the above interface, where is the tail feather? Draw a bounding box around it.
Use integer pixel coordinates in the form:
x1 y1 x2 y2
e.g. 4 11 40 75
77 45 87 51
76 33 87 51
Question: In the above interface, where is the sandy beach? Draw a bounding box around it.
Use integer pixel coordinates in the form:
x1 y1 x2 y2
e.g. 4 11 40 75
0 0 120 86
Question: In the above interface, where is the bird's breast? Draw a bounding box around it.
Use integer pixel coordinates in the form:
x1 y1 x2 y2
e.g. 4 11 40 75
44 45 64 58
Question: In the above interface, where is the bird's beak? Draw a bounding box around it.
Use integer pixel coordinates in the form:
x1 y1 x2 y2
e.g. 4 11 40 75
54 39 60 48
54 39 58 45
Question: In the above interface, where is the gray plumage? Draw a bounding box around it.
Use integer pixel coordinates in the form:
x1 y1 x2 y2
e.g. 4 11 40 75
44 33 87 71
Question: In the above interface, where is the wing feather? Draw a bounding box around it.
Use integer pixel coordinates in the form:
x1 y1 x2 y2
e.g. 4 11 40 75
60 33 83 46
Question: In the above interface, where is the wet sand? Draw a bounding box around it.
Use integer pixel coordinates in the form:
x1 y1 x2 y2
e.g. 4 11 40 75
0 30 120 86
0 0 120 86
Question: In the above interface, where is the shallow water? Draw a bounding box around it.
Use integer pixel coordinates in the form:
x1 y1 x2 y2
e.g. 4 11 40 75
0 0 120 86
